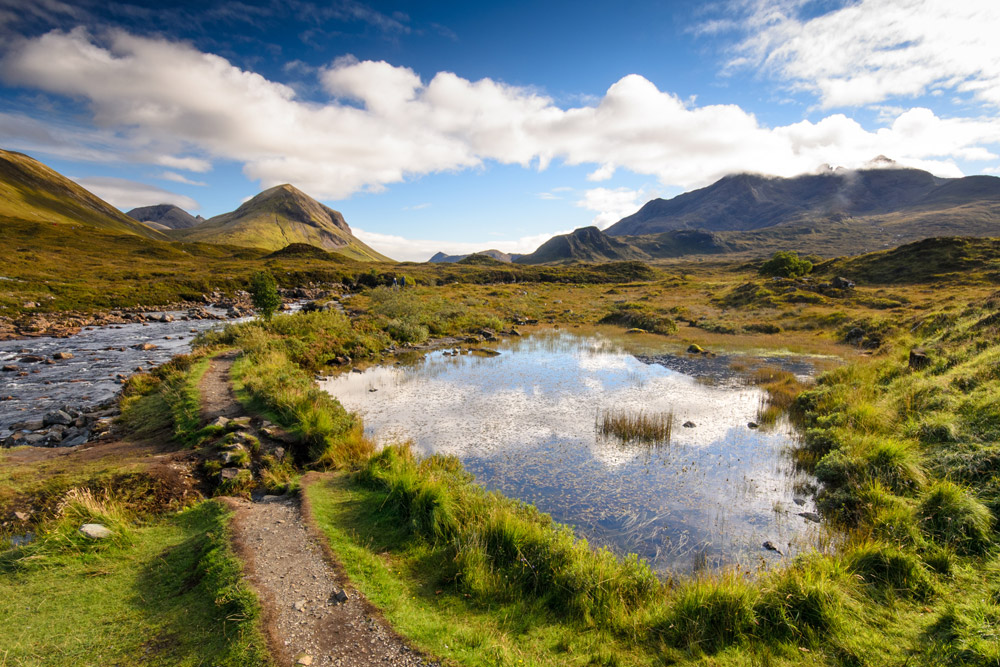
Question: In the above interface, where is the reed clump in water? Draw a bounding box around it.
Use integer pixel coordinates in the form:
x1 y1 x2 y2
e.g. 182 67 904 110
597 408 675 444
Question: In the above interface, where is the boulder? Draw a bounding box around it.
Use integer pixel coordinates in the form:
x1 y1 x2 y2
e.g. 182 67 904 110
832 276 856 290
51 351 74 360
1 365 17 372
687 344 705 354
220 467 240 481
683 421 696 428
79 523 112 539
43 410 73 426
19 355 44 363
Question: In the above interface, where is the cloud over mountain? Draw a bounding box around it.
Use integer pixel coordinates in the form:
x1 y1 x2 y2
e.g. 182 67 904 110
3 27 999 201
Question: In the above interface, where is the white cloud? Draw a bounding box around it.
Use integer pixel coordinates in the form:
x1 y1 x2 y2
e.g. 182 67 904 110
352 227 567 262
730 0 1000 108
402 202 430 210
2 28 999 205
575 187 648 229
72 176 199 211
157 171 207 186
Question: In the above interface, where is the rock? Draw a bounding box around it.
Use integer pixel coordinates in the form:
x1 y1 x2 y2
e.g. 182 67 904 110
331 587 349 604
295 654 313 666
209 416 231 429
762 540 783 555
798 512 822 523
1 365 17 372
134 343 158 351
747 422 760 429
625 328 646 334
793 497 806 506
51 351 74 360
13 510 30 522
220 467 240 481
687 344 705 354
19 355 44 363
61 431 90 447
229 416 252 428
23 301 39 308
43 410 73 426
159 313 174 323
831 276 856 290
79 523 112 539
23 434 45 445
909 348 931 370
293 599 307 612
683 421 696 428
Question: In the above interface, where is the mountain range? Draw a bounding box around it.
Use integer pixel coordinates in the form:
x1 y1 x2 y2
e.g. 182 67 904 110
4 147 1000 266
429 249 523 263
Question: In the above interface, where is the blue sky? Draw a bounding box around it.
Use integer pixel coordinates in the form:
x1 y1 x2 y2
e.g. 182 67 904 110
1 0 999 260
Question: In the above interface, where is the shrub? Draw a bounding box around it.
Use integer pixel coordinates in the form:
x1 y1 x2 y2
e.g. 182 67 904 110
249 270 280 321
759 251 813 278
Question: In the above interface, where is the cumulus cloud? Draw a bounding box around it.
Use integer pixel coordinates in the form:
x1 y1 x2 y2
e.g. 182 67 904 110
352 227 567 263
72 176 199 210
575 187 648 229
730 0 1000 108
2 29 999 203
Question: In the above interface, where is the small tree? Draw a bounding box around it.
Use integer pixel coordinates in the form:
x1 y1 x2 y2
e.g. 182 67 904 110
249 270 281 321
759 251 813 278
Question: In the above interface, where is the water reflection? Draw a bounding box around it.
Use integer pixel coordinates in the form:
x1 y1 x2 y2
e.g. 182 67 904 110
320 331 824 575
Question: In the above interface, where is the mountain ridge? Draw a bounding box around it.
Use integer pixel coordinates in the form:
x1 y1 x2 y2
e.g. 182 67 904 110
606 166 999 236
0 149 166 240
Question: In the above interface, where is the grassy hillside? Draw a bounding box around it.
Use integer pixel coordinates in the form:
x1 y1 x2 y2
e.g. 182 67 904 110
0 149 166 240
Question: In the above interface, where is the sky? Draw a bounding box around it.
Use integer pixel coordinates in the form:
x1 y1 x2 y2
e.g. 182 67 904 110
1 0 999 261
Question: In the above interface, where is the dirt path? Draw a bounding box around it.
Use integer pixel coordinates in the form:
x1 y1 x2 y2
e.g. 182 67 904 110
201 353 433 667
200 350 244 424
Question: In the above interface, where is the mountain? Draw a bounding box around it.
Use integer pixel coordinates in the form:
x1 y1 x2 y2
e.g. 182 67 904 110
605 166 1000 237
171 184 392 262
127 204 203 230
0 149 166 240
429 249 522 263
515 226 650 264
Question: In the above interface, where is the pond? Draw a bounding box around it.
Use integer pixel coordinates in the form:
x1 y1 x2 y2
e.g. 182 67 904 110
319 329 828 576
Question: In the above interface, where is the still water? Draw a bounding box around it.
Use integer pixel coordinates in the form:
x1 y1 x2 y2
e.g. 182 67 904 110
320 330 826 576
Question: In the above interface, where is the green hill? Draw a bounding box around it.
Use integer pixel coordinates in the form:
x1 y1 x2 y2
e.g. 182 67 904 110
0 149 166 240
173 184 392 262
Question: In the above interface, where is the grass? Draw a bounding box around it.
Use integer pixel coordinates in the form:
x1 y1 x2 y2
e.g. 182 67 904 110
0 499 269 666
596 408 675 444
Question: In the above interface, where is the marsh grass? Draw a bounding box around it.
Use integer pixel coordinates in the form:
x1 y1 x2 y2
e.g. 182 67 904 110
596 408 674 444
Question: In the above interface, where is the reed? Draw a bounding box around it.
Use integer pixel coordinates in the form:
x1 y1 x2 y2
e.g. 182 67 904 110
597 408 674 444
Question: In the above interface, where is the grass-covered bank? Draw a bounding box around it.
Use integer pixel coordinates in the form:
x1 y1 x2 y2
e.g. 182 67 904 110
196 282 1000 665
0 499 269 666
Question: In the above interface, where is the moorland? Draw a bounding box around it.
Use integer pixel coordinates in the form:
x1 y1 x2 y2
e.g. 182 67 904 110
3 148 1000 666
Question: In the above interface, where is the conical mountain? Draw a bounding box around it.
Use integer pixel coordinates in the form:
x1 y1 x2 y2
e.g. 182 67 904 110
127 204 202 230
173 184 391 261
0 148 166 239
515 226 649 264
